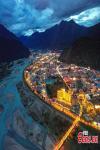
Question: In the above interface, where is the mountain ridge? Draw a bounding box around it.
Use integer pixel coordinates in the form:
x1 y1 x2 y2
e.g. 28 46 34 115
0 24 30 63
20 20 100 49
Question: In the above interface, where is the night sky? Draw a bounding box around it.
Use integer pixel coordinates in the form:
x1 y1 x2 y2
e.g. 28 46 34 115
0 0 100 36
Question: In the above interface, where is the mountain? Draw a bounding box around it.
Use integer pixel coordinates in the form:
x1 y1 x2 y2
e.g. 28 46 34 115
20 20 100 49
59 37 100 70
0 24 30 63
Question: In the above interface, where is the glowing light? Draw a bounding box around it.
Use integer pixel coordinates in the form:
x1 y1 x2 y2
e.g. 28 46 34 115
73 77 76 81
95 105 100 109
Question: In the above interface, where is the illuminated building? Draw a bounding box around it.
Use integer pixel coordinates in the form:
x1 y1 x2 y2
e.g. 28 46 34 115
95 105 100 110
86 101 96 117
41 89 47 98
57 88 66 102
78 91 96 117
57 88 73 105
78 92 87 105
71 93 78 106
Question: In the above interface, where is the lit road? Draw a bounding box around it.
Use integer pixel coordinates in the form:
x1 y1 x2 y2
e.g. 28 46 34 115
56 66 70 90
54 118 80 150
54 105 83 150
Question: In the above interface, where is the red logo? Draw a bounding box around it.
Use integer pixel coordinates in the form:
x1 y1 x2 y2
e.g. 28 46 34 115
77 131 98 144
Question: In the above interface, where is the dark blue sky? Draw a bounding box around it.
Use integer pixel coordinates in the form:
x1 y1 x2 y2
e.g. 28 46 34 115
0 0 100 36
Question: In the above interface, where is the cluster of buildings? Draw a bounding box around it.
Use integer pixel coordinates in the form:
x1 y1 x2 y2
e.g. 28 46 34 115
24 52 100 125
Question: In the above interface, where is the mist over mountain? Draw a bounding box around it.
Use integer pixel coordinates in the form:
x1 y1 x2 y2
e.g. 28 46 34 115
20 21 100 49
0 24 30 63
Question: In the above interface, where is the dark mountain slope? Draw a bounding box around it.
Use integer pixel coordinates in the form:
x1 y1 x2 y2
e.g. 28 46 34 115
20 21 100 49
0 24 30 63
59 37 100 70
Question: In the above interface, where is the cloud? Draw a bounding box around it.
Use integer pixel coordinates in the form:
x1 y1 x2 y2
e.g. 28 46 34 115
0 0 100 36
67 7 100 27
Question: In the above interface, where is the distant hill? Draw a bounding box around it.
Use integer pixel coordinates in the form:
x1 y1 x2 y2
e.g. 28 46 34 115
20 20 100 49
59 37 100 70
0 24 30 63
